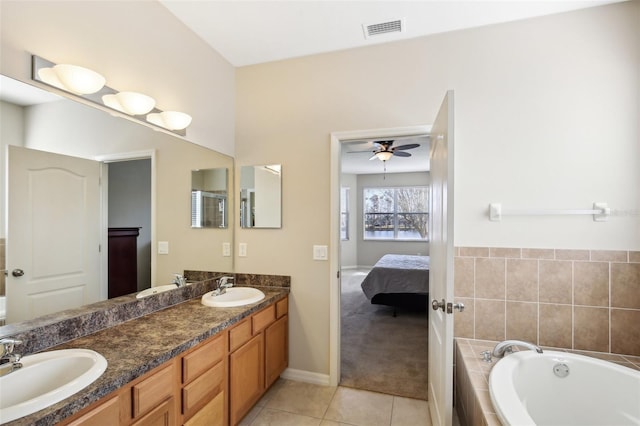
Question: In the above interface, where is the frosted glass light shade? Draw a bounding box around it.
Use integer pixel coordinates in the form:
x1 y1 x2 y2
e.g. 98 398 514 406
375 151 393 161
38 64 105 95
147 111 192 130
102 92 156 115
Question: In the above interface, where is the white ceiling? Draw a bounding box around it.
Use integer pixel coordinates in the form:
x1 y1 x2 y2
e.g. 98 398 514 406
159 0 620 67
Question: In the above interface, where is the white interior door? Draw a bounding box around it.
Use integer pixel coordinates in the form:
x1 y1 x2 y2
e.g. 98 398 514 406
428 91 455 426
6 146 101 323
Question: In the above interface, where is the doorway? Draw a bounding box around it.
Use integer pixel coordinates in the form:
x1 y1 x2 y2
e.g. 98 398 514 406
328 125 431 389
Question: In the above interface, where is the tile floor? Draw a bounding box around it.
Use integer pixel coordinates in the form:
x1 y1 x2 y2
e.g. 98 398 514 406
239 379 432 426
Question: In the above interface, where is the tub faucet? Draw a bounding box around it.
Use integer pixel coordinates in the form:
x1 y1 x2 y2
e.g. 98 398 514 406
492 340 543 358
214 276 234 296
0 338 23 377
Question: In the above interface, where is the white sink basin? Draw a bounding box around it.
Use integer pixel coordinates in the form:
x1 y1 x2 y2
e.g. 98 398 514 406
136 284 179 299
0 349 107 423
201 287 266 308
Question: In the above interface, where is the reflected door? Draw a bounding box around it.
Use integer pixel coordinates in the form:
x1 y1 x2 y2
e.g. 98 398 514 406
6 146 101 323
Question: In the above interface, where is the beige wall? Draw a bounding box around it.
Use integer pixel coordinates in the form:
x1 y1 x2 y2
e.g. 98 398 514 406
236 2 639 375
0 0 235 156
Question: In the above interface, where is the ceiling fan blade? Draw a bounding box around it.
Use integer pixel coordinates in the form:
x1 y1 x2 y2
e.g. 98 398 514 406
346 150 375 154
369 154 378 161
393 151 412 157
393 143 420 151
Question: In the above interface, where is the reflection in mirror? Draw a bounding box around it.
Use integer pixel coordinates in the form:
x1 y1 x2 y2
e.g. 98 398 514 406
191 168 228 228
0 75 234 330
240 165 282 228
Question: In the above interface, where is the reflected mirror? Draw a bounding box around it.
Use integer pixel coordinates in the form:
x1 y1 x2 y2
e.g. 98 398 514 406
0 75 234 329
191 168 228 228
240 165 282 228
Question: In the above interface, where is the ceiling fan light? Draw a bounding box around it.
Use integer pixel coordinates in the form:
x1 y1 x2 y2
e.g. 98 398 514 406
375 151 393 161
51 64 106 95
147 111 192 130
103 92 156 115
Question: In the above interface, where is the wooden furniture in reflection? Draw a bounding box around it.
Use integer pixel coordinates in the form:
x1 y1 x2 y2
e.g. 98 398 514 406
108 227 140 298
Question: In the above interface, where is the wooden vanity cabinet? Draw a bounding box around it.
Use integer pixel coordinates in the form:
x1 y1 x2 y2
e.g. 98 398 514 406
229 297 289 425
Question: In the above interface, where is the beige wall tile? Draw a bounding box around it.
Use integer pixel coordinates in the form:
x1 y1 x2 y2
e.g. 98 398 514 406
506 259 538 302
539 260 572 304
591 250 627 262
521 248 555 259
455 257 474 298
629 251 640 263
475 258 505 300
454 298 474 338
574 262 609 307
506 302 538 343
574 306 609 352
611 309 640 356
539 304 572 348
460 247 490 258
555 249 590 261
474 299 505 342
489 248 521 258
611 263 640 309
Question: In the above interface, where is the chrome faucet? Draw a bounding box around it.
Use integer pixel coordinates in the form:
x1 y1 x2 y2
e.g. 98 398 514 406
213 276 234 296
173 274 187 287
0 338 23 377
492 340 543 358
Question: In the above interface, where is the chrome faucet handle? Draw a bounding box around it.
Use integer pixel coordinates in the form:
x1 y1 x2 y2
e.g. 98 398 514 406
218 276 234 289
0 338 23 358
173 274 187 287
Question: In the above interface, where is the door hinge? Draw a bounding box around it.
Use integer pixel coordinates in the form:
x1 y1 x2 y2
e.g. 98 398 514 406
337 270 340 279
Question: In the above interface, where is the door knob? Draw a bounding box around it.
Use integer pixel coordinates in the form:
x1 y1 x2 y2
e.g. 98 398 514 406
431 299 446 312
11 269 24 277
447 302 465 314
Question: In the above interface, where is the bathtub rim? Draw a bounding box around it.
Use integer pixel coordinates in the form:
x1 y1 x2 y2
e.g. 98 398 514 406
489 349 640 426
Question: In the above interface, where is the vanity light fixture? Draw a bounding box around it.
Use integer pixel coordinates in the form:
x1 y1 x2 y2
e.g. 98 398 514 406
146 111 192 131
32 55 191 136
102 92 156 115
37 64 105 95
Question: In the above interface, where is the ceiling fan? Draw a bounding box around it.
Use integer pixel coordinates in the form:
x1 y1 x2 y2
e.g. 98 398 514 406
349 140 420 162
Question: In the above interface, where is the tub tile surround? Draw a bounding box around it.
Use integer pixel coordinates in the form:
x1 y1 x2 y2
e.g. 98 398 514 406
454 247 640 356
0 271 290 356
453 338 640 426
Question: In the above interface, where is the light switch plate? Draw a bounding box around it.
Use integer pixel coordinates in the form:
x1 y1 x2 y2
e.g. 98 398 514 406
313 245 328 261
222 242 231 257
158 241 169 255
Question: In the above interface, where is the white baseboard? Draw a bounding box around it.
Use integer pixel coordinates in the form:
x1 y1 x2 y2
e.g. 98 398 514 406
280 368 331 386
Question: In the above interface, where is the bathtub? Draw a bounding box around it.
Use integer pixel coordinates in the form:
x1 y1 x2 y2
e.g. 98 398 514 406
0 296 5 321
489 350 640 426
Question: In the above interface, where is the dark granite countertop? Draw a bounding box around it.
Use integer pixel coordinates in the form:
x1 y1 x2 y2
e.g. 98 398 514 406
5 287 288 426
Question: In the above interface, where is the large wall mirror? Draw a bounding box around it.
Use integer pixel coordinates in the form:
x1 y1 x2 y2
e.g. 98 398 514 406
0 75 234 329
240 165 282 228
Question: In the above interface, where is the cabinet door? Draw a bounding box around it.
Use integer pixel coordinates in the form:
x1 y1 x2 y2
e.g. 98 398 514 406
265 315 288 388
229 333 264 425
132 397 175 426
66 395 120 426
184 392 224 426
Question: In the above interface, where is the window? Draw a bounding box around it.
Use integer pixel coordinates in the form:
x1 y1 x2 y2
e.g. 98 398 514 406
363 187 429 240
340 187 349 241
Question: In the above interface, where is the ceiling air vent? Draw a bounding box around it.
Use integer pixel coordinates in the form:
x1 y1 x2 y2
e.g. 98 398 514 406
363 18 405 39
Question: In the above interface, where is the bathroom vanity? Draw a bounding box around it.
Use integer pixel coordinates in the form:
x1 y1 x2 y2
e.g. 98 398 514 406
2 280 289 426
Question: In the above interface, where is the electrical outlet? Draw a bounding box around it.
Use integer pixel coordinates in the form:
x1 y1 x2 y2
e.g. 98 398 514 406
239 243 247 257
158 241 169 255
222 242 231 257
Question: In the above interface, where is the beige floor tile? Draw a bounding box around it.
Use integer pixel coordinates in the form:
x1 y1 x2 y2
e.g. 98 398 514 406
238 403 264 426
319 420 352 426
324 387 393 426
251 408 322 426
391 397 431 426
265 379 337 418
257 379 286 407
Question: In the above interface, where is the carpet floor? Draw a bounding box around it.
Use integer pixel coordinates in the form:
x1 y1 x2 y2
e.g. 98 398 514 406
339 269 429 400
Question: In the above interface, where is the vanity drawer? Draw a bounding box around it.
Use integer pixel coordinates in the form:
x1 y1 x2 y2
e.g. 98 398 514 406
229 318 252 352
182 360 225 417
276 297 288 319
182 333 225 384
132 363 175 418
252 304 275 334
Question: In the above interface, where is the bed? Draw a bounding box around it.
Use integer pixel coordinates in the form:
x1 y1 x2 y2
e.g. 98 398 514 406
360 254 430 313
